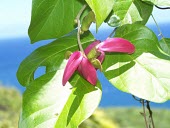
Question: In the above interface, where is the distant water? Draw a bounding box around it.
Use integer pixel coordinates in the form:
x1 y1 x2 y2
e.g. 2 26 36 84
0 23 170 108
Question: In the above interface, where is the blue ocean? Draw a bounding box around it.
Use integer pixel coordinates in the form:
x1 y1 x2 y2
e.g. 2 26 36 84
0 24 170 108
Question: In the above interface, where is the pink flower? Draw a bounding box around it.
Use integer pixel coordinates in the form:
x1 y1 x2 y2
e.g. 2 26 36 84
85 38 135 63
62 38 135 86
97 38 135 54
62 51 97 86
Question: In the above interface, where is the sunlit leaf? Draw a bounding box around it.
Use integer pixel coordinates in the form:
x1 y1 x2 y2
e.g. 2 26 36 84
29 0 86 43
159 38 170 56
85 0 114 29
142 0 170 6
113 0 143 25
17 31 102 128
19 62 102 128
102 24 170 103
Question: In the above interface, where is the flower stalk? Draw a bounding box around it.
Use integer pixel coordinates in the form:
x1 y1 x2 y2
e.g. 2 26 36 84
76 4 87 53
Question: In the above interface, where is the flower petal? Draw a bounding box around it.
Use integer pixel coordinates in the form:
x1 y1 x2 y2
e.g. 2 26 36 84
79 57 97 85
97 38 135 54
62 51 83 86
84 40 101 55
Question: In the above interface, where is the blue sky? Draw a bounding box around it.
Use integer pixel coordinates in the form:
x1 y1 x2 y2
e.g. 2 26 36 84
0 0 170 39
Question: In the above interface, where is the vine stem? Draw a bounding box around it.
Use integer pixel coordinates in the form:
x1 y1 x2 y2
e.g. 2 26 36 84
108 27 117 38
141 99 149 128
155 5 170 10
146 101 155 128
132 96 155 128
76 5 87 53
151 14 164 39
151 14 168 51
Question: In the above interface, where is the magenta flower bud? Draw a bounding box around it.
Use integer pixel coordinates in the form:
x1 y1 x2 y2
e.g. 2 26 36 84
62 51 83 86
78 57 97 85
62 51 97 86
97 38 135 54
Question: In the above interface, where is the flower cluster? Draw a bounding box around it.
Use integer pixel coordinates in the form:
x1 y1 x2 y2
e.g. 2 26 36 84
62 38 135 86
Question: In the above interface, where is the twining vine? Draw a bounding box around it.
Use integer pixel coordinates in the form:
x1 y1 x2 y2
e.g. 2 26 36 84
76 4 87 53
133 95 155 128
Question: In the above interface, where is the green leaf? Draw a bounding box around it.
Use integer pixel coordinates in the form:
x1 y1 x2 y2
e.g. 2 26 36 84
19 62 102 128
17 31 95 86
29 0 86 43
142 0 170 6
159 38 170 56
134 0 153 24
113 0 143 25
103 24 170 103
85 0 114 29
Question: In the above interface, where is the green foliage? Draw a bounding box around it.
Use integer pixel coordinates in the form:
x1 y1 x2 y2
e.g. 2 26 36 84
18 32 102 128
103 24 170 102
17 0 170 127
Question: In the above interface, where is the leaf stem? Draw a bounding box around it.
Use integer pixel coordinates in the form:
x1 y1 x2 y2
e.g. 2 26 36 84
76 5 87 53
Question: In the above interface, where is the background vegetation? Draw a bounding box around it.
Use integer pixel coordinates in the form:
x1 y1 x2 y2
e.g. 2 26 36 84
0 85 21 128
0 85 170 128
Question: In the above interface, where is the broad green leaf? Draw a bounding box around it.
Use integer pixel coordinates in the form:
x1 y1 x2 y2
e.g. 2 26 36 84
85 0 114 29
29 0 86 43
134 0 153 24
17 31 95 86
103 24 170 103
19 62 102 128
113 0 143 25
159 38 170 56
142 0 170 6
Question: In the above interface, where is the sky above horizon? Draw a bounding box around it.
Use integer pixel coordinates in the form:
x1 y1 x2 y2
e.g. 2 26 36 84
0 0 170 39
